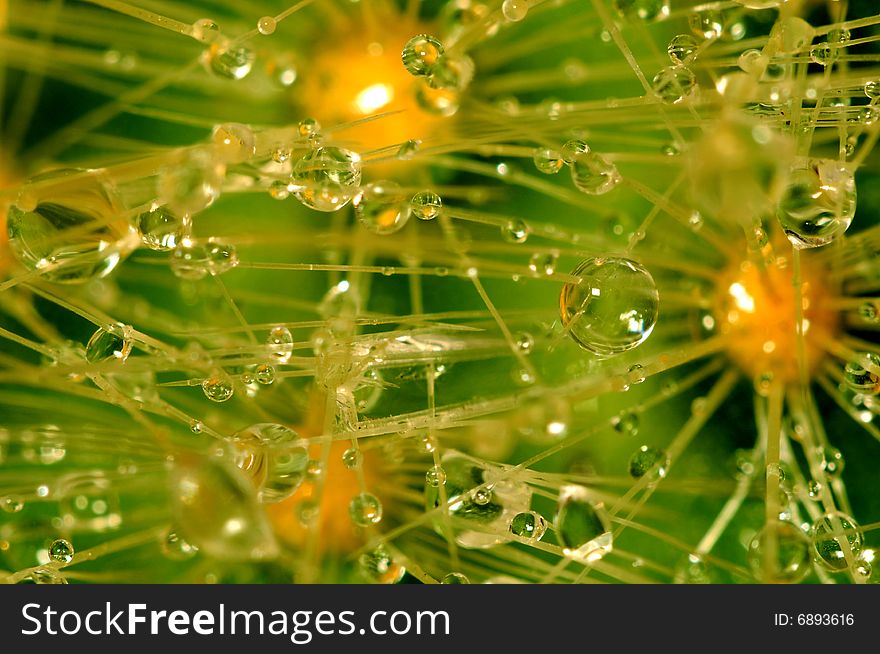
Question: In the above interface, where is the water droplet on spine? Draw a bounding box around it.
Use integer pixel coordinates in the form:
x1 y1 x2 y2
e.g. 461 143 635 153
349 492 383 526
6 169 137 283
291 147 362 212
401 34 444 77
411 190 442 220
556 485 612 562
355 181 411 235
559 257 659 356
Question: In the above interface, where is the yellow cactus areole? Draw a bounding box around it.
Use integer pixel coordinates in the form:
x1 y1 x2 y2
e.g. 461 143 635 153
717 250 839 384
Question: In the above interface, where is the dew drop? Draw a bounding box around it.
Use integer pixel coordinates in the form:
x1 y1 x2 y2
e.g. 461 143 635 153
426 465 447 487
48 538 74 564
233 423 309 502
747 521 811 583
211 123 256 163
205 43 255 80
191 18 220 43
613 0 669 22
397 139 421 160
556 485 612 562
667 34 699 65
171 458 278 560
257 16 276 35
160 528 199 560
358 545 405 584
355 181 411 235
807 479 822 499
777 161 856 248
613 410 639 436
291 147 362 212
266 326 294 364
342 447 363 470
502 219 529 243
533 147 563 174
865 81 880 100
528 252 558 276
569 152 622 195
509 511 547 542
652 66 697 103
410 190 442 220
349 492 383 526
561 139 590 164
136 205 183 251
502 0 528 22
202 372 234 403
85 323 132 364
844 352 880 395
171 237 238 279
401 34 444 77
255 363 275 385
811 512 863 571
442 572 470 584
628 446 669 481
6 169 137 283
559 257 659 356
297 118 321 138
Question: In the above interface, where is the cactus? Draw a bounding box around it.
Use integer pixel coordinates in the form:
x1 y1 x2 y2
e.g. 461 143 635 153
0 0 879 585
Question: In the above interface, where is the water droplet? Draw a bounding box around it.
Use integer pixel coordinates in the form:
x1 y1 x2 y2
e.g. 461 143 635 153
844 352 880 395
502 219 529 243
628 446 669 481
161 528 199 560
402 34 444 77
515 331 534 354
85 323 132 364
191 18 220 43
397 139 421 160
415 83 460 116
255 363 275 385
211 123 256 163
257 16 276 35
569 152 622 195
509 511 547 542
807 479 822 499
747 521 811 583
28 568 68 584
528 252 558 276
6 169 137 283
425 451 531 548
1 496 24 513
559 257 659 356
291 147 362 212
426 53 474 91
777 161 856 248
342 447 363 470
533 147 563 174
667 34 699 64
233 423 309 502
818 446 845 479
426 465 447 487
865 81 880 100
502 0 528 22
810 42 838 67
136 205 183 251
266 326 294 364
359 545 405 583
410 190 442 220
157 149 224 217
202 372 234 402
689 9 724 39
355 181 411 235
171 458 279 560
48 538 74 564
204 43 255 80
613 0 669 21
58 472 122 531
190 420 204 434
561 139 590 164
613 411 639 436
441 572 470 584
652 66 696 103
556 485 612 562
811 512 863 571
171 237 238 279
297 118 321 138
349 492 383 526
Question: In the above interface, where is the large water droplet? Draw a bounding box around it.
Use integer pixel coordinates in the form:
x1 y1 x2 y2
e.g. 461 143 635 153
170 457 279 560
569 152 622 195
6 169 137 283
291 147 362 212
555 485 613 562
747 520 811 583
559 257 659 356
811 511 863 571
355 181 411 235
232 423 309 502
777 161 856 248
